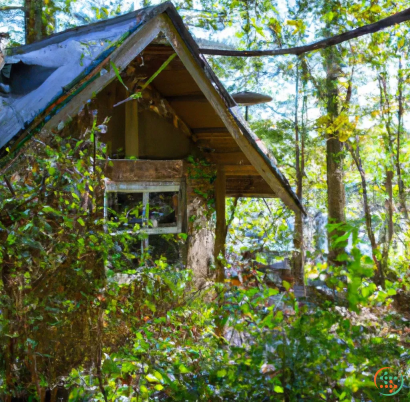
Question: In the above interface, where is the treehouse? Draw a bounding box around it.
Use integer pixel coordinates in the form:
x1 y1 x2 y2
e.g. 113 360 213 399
0 2 304 286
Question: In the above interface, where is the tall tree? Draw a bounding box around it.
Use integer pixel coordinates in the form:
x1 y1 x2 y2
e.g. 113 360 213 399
292 59 305 287
323 44 347 264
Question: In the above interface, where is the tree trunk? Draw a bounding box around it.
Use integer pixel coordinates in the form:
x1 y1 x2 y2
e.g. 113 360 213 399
292 61 305 287
348 140 384 287
25 0 44 44
324 47 346 265
185 164 215 289
381 169 394 286
396 58 409 220
376 70 398 285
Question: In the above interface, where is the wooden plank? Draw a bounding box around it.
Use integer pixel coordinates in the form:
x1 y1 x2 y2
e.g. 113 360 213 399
142 45 175 55
226 176 276 197
223 165 260 176
104 159 184 181
209 152 251 165
125 100 139 157
206 147 242 154
106 181 180 192
227 192 276 198
214 165 226 282
192 127 229 134
195 134 232 142
166 94 207 102
196 138 238 148
111 226 180 235
170 101 224 129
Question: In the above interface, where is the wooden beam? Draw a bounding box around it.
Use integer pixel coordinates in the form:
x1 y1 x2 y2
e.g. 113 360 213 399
104 159 184 182
223 165 260 176
125 100 139 157
226 176 276 197
209 152 251 165
166 94 207 102
214 165 226 282
142 45 175 55
192 127 229 134
227 192 276 198
196 138 238 147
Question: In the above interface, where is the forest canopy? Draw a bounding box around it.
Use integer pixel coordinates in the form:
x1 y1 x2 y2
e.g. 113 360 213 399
1 0 410 401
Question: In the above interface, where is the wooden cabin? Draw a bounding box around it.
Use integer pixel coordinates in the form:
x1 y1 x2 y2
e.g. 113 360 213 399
0 2 304 286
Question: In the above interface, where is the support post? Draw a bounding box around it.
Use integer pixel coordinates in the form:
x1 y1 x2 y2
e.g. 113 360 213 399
214 165 226 282
125 100 139 157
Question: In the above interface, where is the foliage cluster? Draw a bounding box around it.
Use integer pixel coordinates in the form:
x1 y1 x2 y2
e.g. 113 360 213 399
0 130 409 402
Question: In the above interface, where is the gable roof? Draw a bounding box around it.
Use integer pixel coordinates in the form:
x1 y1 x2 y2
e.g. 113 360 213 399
0 2 305 215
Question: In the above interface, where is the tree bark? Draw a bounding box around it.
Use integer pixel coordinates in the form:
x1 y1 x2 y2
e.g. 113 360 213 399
292 62 305 286
396 58 409 220
185 164 215 289
25 0 44 44
381 169 394 286
324 47 346 265
348 140 384 287
376 70 398 285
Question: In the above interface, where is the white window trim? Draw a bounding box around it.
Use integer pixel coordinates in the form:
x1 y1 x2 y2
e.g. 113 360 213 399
104 180 183 235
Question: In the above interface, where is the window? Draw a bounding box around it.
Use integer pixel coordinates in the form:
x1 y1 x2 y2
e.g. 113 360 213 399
104 181 184 235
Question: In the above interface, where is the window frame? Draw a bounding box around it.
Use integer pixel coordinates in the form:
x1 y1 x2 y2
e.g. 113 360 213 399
104 180 184 235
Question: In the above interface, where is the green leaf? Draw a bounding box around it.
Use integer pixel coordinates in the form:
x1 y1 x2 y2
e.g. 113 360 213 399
274 385 284 393
110 60 128 91
137 53 177 96
217 369 227 377
154 371 163 381
333 232 350 245
274 311 284 322
77 218 85 226
179 364 190 374
102 359 121 375
146 373 159 383
178 233 188 241
370 4 381 13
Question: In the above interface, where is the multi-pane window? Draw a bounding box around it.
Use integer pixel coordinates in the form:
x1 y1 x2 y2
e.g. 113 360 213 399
104 181 183 235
